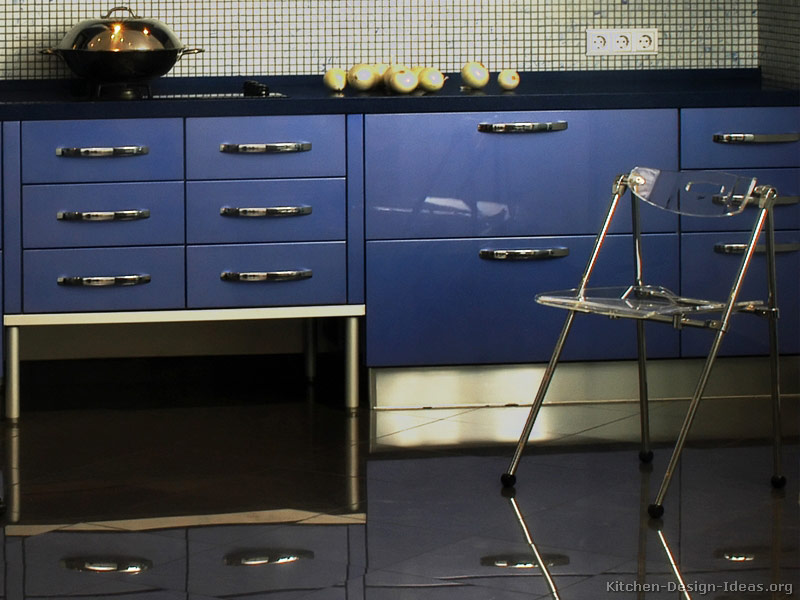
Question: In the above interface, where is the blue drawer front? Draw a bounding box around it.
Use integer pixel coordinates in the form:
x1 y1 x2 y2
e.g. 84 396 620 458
187 178 346 243
366 235 679 366
187 242 347 308
681 168 800 232
185 115 346 180
21 119 184 183
681 231 800 357
24 247 185 313
365 109 677 240
23 182 185 248
681 107 800 169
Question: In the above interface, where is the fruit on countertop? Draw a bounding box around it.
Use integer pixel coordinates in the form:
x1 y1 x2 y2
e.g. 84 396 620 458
461 61 489 89
418 67 446 92
347 63 380 90
323 68 347 91
497 69 520 90
386 68 419 93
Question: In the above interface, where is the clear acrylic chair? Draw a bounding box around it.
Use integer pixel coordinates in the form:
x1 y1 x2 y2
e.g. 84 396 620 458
500 166 786 519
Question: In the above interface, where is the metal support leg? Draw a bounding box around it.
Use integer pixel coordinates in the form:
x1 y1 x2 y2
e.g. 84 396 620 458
5 326 20 422
345 317 359 415
764 209 785 488
648 200 773 519
635 321 653 463
303 319 317 384
502 311 576 487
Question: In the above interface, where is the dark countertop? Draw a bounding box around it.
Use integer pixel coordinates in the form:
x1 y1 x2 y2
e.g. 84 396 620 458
0 69 797 120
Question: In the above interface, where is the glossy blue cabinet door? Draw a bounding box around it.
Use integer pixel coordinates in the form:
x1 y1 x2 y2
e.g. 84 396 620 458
365 110 677 240
681 231 800 357
186 178 346 243
185 115 346 180
366 234 679 366
23 182 185 248
187 242 347 308
21 119 184 183
680 168 799 232
23 246 185 313
681 107 800 169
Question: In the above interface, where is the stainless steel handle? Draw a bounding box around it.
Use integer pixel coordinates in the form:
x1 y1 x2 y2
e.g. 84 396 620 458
224 549 314 566
220 269 313 282
56 146 149 157
57 209 151 221
478 121 568 134
219 142 312 154
479 248 569 260
220 206 312 218
714 242 800 254
57 274 152 287
61 557 152 574
712 133 800 144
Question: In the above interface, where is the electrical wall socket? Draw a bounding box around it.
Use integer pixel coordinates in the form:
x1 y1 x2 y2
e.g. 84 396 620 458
586 28 658 56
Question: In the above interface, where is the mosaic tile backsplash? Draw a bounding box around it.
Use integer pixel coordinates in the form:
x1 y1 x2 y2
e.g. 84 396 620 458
0 0 796 87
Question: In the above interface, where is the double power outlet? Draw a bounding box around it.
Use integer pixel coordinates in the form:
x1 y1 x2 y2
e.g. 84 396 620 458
586 28 659 56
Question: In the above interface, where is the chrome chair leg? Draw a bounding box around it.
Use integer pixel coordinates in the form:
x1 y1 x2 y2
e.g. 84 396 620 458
647 328 727 518
764 210 786 489
635 320 653 463
649 203 773 518
501 311 576 487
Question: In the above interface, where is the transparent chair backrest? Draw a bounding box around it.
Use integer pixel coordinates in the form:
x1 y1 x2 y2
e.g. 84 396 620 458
628 167 758 217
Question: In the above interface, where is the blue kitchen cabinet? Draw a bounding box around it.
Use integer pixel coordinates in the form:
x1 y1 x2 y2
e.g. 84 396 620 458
366 234 679 366
23 246 185 313
185 115 346 180
365 110 678 240
680 107 800 357
21 118 183 183
364 109 679 366
681 107 800 169
23 181 185 248
185 116 355 309
186 242 347 308
186 178 346 244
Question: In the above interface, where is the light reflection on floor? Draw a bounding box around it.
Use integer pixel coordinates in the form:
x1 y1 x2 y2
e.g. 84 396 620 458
0 370 797 599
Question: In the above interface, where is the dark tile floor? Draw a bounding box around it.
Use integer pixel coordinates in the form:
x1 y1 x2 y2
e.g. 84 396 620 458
0 355 797 599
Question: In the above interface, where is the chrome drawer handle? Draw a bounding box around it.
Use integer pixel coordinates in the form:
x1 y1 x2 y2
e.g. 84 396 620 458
220 206 312 218
477 121 568 134
479 248 569 260
56 146 149 157
220 269 313 282
219 142 312 154
61 557 152 574
224 549 314 566
57 274 152 287
712 133 800 144
714 242 800 254
57 209 151 221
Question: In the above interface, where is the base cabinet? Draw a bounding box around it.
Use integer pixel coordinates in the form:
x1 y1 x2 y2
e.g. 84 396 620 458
366 234 680 366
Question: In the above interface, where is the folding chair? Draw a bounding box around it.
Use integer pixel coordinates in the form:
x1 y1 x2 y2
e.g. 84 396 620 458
500 167 786 519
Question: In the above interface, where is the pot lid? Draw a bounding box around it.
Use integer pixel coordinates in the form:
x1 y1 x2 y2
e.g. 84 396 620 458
57 6 184 52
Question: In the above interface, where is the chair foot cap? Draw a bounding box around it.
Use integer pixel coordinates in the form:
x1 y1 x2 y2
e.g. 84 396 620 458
638 450 654 463
500 473 516 488
771 475 787 489
647 503 664 519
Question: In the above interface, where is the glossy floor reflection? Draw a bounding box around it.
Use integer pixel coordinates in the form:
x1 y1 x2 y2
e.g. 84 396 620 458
0 357 798 599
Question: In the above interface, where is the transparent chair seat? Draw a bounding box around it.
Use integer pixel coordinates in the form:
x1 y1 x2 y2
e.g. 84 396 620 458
536 285 764 320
